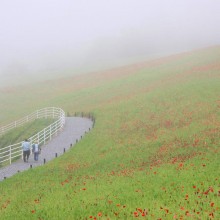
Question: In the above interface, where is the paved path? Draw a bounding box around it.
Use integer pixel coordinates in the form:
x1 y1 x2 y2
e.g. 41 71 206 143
0 117 93 181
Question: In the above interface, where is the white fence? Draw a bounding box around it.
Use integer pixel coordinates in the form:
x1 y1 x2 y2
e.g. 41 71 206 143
0 107 65 165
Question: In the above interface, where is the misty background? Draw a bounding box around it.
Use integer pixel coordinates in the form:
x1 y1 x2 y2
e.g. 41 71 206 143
0 0 220 86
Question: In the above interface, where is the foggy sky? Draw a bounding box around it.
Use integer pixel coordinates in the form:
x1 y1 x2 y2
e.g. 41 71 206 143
0 0 220 78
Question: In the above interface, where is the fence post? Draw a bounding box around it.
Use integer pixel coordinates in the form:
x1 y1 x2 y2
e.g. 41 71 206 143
38 133 40 144
9 145 12 164
21 144 23 161
30 138 33 155
56 121 58 135
44 128 46 144
50 125 52 140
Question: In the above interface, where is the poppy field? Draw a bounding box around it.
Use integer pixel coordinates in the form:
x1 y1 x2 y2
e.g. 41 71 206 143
0 46 219 219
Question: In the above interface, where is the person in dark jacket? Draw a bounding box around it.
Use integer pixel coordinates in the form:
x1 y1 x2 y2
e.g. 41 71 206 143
22 139 31 162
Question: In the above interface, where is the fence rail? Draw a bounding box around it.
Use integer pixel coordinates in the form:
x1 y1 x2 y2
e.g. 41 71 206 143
0 107 64 136
0 107 65 166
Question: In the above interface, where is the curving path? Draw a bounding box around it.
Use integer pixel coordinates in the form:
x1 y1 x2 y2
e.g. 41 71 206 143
0 117 93 181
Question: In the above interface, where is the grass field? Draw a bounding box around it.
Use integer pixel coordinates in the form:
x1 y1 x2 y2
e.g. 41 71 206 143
0 46 219 219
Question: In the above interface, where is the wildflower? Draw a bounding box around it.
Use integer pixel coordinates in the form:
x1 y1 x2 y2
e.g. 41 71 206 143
179 163 183 167
209 186 214 192
204 190 209 195
133 211 138 217
164 208 169 213
209 212 214 218
137 208 143 213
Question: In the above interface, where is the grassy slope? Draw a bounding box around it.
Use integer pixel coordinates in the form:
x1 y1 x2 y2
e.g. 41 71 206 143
0 46 219 219
0 119 55 149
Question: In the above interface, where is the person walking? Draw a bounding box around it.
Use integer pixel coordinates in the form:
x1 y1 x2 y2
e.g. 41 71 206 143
32 142 40 161
22 139 31 162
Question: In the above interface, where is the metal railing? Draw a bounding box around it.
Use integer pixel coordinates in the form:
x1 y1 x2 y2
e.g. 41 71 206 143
0 107 65 165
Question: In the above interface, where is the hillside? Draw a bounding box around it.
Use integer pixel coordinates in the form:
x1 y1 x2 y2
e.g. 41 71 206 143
0 46 220 219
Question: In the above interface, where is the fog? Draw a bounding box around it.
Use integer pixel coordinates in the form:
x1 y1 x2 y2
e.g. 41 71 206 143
0 0 220 83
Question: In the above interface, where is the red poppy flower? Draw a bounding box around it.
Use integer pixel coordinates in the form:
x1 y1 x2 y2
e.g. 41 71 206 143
179 163 183 167
137 208 143 213
209 212 214 218
164 209 169 213
98 212 102 217
185 211 190 216
133 211 138 217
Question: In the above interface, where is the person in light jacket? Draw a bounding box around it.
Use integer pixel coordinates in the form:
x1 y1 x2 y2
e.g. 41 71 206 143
32 142 40 161
22 139 31 162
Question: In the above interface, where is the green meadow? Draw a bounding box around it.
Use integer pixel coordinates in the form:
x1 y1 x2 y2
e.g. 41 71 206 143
0 46 220 219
